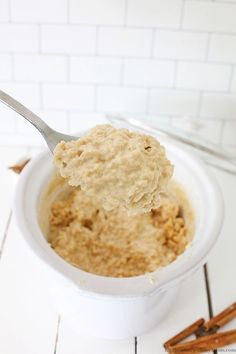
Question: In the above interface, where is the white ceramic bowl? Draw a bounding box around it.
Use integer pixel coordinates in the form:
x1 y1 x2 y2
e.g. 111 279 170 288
13 135 224 339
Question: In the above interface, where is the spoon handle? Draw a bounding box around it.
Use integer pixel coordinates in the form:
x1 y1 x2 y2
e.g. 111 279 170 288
0 89 76 152
0 89 52 136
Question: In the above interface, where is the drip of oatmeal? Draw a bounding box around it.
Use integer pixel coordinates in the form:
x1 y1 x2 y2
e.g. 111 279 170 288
54 125 173 215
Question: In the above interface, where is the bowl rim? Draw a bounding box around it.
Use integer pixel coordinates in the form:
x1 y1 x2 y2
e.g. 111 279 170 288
13 137 224 299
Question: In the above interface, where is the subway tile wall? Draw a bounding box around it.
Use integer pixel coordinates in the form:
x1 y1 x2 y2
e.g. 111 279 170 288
0 0 235 148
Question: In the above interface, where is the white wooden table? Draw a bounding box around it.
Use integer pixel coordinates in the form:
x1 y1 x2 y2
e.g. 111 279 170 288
0 144 236 354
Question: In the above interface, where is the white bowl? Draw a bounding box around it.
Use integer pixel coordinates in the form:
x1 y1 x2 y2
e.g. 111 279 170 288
13 135 224 339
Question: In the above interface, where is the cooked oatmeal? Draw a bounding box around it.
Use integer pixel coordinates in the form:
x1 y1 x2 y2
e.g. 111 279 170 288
44 177 193 278
53 125 173 215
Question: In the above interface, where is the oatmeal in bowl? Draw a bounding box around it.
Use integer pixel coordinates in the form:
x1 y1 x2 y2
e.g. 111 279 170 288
41 177 193 278
39 125 194 278
15 124 223 337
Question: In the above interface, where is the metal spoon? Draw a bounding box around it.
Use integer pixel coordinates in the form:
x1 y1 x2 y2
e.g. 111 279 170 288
0 89 76 152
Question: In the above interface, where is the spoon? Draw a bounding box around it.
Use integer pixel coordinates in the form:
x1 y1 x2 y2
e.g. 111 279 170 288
0 89 76 152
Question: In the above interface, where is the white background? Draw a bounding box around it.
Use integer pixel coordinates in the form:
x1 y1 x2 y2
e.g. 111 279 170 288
0 0 236 148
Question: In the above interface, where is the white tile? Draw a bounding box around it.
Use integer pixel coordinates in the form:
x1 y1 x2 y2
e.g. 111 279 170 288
127 0 183 28
230 67 236 91
14 55 67 82
41 25 96 54
176 62 231 91
40 110 68 132
69 112 107 133
97 87 148 113
123 59 175 88
98 27 152 57
0 133 44 146
183 0 236 33
70 57 122 84
0 24 38 53
209 34 236 63
0 0 9 22
15 117 42 135
42 84 95 110
0 83 40 108
69 0 126 25
16 111 68 134
149 89 199 116
201 93 236 119
222 121 236 145
154 30 208 60
11 0 67 23
0 107 16 133
0 55 12 80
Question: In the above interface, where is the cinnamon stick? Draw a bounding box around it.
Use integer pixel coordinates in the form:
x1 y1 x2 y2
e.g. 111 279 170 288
204 302 236 331
169 329 236 353
164 318 205 349
9 158 30 174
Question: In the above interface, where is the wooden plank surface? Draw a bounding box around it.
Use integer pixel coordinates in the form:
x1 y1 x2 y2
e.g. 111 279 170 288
137 267 210 353
0 146 27 244
0 221 58 354
206 167 236 352
0 146 235 354
0 146 58 354
56 319 134 354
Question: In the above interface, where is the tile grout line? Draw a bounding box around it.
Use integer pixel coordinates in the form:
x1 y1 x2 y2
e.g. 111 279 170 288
38 24 42 53
134 336 137 354
2 52 236 66
8 0 12 22
5 19 236 37
53 315 61 354
149 29 156 58
66 54 70 83
0 211 12 261
124 0 128 26
66 0 70 24
205 32 211 62
6 20 236 36
0 72 234 87
203 264 217 354
179 0 186 29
